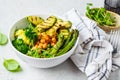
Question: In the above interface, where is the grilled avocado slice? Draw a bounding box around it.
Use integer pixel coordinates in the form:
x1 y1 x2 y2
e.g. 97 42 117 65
37 16 57 29
62 21 72 28
57 20 72 29
59 29 70 39
27 16 44 26
46 18 63 37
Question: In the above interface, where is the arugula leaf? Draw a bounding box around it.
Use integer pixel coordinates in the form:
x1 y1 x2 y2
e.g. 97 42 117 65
0 33 8 45
3 59 21 72
86 3 93 11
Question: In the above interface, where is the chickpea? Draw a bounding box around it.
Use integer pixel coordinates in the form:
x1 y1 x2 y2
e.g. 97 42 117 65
42 34 50 42
51 42 55 46
51 37 57 43
40 38 46 43
38 43 43 48
45 36 50 41
43 43 48 49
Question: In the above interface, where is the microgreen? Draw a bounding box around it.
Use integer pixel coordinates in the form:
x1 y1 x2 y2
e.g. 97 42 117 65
86 3 115 26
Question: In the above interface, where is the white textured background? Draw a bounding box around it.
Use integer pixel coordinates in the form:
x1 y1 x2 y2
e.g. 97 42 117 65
0 0 119 80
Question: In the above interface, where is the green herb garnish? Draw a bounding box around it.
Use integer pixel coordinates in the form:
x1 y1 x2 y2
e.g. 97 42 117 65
25 27 37 45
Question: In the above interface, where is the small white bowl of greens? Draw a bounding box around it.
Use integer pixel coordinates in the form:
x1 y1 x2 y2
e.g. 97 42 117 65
9 14 79 68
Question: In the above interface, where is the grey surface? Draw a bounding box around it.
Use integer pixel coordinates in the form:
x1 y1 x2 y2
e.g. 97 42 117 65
105 0 120 7
0 0 119 80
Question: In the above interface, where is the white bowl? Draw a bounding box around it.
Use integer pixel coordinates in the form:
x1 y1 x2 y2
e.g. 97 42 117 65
9 15 79 68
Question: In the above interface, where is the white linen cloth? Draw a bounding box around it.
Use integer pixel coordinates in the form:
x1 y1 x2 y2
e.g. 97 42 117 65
63 9 120 80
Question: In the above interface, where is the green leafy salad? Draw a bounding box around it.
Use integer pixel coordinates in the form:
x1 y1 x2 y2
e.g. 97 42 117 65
12 15 79 58
86 3 116 26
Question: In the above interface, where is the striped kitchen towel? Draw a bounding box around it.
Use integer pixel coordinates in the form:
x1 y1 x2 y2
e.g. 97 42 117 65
63 9 120 80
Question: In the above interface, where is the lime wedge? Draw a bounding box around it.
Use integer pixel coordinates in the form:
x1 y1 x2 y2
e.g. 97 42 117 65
3 59 21 72
0 33 8 45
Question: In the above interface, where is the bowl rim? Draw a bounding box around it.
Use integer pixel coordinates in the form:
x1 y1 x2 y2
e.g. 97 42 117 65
9 14 79 60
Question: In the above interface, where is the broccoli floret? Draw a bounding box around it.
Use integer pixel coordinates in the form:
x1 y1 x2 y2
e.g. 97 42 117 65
12 39 29 54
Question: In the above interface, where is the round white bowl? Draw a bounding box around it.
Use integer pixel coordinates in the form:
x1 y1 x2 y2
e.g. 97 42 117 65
9 15 79 68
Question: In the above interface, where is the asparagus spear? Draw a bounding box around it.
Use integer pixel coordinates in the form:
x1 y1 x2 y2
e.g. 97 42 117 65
62 29 74 48
56 29 79 56
49 33 64 55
